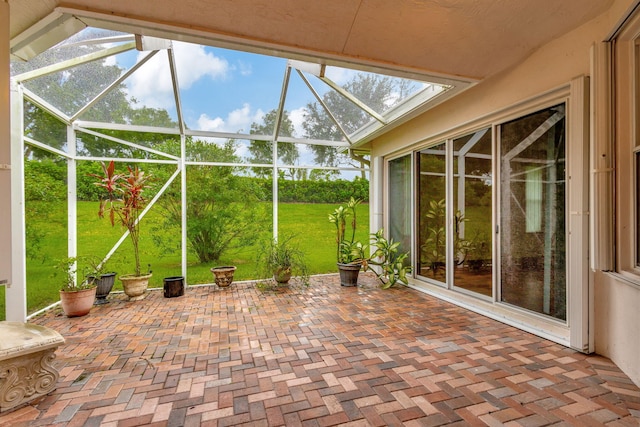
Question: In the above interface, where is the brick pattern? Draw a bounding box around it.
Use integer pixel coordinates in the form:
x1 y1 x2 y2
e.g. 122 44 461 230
1 273 638 426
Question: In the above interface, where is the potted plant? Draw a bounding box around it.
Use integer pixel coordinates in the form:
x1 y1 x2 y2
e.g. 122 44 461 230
466 231 491 273
366 229 412 289
55 257 97 317
420 198 471 277
93 160 153 300
256 234 309 286
83 255 117 305
211 266 237 288
329 197 367 286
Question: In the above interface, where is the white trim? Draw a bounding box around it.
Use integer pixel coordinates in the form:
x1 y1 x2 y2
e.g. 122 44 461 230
67 125 77 274
8 81 27 322
371 156 384 234
406 280 571 347
590 42 615 271
567 76 593 352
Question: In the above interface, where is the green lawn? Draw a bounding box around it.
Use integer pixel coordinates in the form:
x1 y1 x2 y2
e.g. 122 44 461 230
1 201 369 319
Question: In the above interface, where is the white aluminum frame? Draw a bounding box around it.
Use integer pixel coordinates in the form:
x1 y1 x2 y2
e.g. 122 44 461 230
7 36 387 320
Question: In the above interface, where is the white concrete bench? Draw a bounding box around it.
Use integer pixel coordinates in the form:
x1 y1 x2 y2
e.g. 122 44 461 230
0 321 65 412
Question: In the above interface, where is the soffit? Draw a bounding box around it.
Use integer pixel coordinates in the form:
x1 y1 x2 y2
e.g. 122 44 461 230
8 0 612 81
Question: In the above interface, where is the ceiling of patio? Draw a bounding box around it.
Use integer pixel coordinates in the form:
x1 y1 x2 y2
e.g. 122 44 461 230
9 0 612 82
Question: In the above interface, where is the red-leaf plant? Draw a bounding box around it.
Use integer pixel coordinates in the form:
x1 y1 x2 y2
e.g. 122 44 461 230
93 160 151 277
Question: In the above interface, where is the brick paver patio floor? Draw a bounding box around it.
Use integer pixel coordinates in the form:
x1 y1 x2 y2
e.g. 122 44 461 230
1 273 639 426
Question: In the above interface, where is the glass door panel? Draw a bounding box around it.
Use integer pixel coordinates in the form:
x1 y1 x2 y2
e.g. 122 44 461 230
499 104 566 321
389 155 413 263
453 129 493 297
418 143 447 282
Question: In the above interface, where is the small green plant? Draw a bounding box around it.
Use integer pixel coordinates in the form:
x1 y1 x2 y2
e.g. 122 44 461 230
329 197 367 264
420 198 471 276
53 257 97 292
367 229 412 289
256 234 310 286
82 255 108 278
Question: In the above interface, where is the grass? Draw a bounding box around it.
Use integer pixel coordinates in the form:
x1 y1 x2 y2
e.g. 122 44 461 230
0 200 369 319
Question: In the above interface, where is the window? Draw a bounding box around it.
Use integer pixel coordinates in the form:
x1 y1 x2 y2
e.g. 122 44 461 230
612 10 640 274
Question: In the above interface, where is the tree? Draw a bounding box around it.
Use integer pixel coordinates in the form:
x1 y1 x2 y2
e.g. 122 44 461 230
152 138 269 263
302 74 417 170
13 38 178 159
77 107 179 159
248 109 299 179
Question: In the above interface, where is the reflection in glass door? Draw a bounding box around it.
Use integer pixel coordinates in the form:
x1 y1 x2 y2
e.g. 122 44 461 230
499 104 566 321
453 129 493 297
418 143 447 283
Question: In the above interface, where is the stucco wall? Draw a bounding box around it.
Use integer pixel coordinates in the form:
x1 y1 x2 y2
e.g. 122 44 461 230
369 0 640 387
595 272 640 386
372 4 616 154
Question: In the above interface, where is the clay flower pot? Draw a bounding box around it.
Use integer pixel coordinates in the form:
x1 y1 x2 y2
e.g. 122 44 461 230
211 266 236 288
119 273 152 301
59 287 97 317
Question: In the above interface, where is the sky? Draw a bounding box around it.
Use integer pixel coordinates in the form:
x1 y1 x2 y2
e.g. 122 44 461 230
16 29 432 173
114 41 360 138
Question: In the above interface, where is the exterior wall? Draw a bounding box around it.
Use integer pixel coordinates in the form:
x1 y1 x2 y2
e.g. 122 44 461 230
370 0 640 387
595 272 640 386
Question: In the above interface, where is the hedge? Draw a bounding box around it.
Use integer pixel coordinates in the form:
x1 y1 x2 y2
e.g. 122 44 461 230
24 160 369 204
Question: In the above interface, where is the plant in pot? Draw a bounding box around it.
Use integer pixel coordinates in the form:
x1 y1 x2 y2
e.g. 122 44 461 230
83 255 117 305
367 229 412 289
329 197 367 286
211 266 236 288
256 234 310 288
93 160 153 301
466 231 491 273
55 257 97 317
420 198 471 277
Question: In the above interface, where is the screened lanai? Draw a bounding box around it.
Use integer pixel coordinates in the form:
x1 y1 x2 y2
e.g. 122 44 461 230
4 27 466 320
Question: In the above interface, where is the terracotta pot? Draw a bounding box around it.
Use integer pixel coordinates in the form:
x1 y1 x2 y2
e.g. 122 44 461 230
59 287 97 317
119 273 152 300
273 266 292 284
211 266 236 287
337 262 362 287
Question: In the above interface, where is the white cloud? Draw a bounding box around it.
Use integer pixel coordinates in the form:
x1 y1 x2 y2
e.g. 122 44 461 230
197 103 264 134
324 67 358 85
197 115 225 131
126 41 229 110
288 107 307 138
234 141 250 158
103 55 117 67
173 41 229 88
236 60 252 76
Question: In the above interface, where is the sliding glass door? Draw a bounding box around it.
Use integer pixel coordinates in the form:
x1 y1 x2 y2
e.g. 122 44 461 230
411 105 567 320
499 104 566 321
417 143 447 282
453 129 493 296
388 155 413 261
